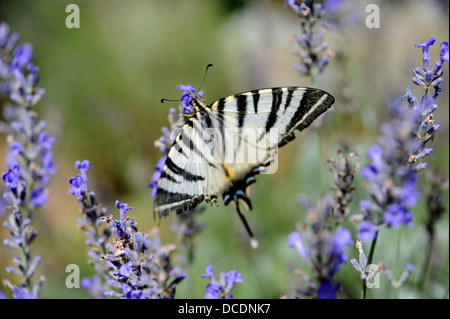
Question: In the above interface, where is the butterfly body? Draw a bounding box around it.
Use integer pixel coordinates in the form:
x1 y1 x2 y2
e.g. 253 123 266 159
154 86 334 218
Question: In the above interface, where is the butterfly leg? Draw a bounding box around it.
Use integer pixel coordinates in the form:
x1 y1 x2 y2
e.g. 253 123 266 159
235 203 258 249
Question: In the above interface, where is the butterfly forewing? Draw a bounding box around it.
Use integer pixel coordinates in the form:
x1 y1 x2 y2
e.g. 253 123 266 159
153 86 334 218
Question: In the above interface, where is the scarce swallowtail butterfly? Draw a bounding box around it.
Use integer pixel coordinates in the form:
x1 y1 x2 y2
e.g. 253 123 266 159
154 85 334 247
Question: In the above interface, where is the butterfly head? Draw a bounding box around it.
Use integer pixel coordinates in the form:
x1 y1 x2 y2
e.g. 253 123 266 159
187 95 208 117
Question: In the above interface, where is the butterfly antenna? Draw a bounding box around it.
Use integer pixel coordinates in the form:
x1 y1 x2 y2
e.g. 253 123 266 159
197 63 213 96
235 203 259 249
161 98 182 104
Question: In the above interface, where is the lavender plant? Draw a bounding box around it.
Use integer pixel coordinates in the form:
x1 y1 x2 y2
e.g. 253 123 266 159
69 160 186 299
0 22 55 299
407 38 448 170
357 38 448 240
101 201 186 299
356 37 448 298
287 148 359 299
149 84 206 263
288 195 352 299
284 0 334 81
328 150 360 222
68 160 111 298
201 265 243 299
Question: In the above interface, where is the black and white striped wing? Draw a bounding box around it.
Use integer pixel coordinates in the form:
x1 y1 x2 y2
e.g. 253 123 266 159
153 115 228 217
209 87 335 176
153 86 334 218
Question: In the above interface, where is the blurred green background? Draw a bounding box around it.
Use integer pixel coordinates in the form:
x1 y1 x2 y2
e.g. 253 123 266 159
0 0 448 299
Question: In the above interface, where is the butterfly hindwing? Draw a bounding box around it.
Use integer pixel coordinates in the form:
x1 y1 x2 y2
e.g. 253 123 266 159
153 86 334 218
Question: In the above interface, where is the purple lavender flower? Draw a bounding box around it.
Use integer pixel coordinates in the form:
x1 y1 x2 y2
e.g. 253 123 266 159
288 232 309 263
1 22 54 299
2 166 21 189
68 174 86 197
149 156 166 197
121 283 143 299
317 280 338 299
201 265 243 299
8 141 22 156
432 42 449 74
115 200 133 221
37 131 54 150
415 37 436 70
9 43 33 71
383 203 413 228
75 160 93 179
30 188 47 207
357 221 377 242
330 227 352 270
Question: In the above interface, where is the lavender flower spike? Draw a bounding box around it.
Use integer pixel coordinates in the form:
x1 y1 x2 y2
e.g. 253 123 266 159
284 0 334 77
1 21 56 299
68 160 111 298
102 205 185 299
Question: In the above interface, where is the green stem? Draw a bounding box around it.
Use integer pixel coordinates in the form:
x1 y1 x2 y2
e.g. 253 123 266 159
361 230 379 299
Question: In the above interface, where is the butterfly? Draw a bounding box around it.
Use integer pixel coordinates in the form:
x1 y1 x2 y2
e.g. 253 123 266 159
153 86 334 247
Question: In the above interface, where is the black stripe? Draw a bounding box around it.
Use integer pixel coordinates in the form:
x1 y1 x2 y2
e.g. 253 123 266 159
165 156 204 182
203 111 213 128
295 93 334 132
159 170 180 184
216 97 225 126
251 90 260 113
217 97 226 158
236 94 247 128
283 87 296 113
286 89 327 133
235 94 248 152
265 88 283 133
